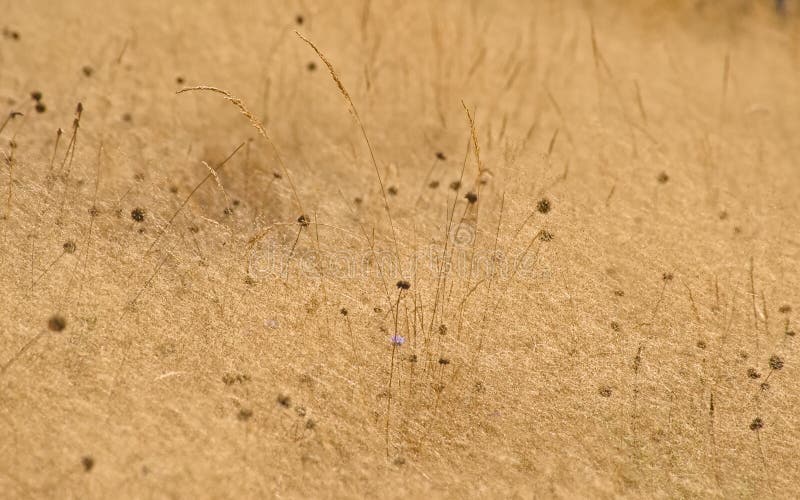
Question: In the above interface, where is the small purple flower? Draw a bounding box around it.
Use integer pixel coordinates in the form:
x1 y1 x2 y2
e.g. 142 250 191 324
390 335 405 346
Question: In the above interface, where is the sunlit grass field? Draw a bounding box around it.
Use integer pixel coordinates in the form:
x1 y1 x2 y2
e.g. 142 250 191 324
1 1 799 497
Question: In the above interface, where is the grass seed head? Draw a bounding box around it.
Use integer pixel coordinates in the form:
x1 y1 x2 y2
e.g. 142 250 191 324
131 207 145 222
48 314 66 332
536 198 551 214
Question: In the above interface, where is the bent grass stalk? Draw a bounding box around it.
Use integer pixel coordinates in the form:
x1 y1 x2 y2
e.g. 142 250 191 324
295 32 403 279
176 86 305 217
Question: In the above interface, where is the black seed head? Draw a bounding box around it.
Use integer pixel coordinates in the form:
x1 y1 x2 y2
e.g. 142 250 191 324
747 368 761 379
539 230 553 242
176 76 185 84
30 91 42 101
657 171 669 184
428 180 440 189
449 180 461 191
35 102 46 113
131 207 145 222
296 15 304 25
82 66 94 77
749 417 764 431
340 308 348 316
662 272 674 282
63 240 77 254
307 62 317 71
48 314 66 332
396 280 411 290
536 198 551 214
277 394 291 408
436 151 446 160
438 357 450 366
81 456 94 472
297 214 310 227
696 340 706 349
769 355 784 371
387 186 398 196
465 191 478 204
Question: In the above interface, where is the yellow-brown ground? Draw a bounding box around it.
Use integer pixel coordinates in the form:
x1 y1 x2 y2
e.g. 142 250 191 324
1 1 799 498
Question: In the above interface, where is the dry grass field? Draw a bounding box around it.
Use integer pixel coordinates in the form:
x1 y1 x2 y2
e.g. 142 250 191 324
1 0 799 498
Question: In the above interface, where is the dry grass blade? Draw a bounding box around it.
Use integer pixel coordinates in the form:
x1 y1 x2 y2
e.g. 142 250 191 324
176 86 305 216
295 31 402 276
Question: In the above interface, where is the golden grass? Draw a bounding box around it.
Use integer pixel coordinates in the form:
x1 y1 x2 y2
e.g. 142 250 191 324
1 0 799 498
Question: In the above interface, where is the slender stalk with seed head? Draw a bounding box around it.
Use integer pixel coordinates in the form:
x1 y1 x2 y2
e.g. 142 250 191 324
296 32 403 278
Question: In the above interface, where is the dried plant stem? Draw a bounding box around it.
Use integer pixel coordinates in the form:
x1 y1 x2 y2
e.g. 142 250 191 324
142 142 245 260
47 128 63 177
296 32 402 277
176 87 305 216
